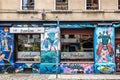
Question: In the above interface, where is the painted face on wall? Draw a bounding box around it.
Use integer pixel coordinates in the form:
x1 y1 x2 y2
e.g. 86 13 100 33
41 27 60 51
47 32 55 44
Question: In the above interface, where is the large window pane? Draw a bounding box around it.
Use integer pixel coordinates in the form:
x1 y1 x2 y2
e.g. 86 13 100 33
15 34 40 63
61 29 94 62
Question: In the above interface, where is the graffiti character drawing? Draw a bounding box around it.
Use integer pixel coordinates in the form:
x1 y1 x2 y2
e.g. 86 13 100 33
42 28 59 51
97 30 114 63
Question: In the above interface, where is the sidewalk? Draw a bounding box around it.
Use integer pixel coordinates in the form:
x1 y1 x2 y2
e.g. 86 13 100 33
0 74 120 80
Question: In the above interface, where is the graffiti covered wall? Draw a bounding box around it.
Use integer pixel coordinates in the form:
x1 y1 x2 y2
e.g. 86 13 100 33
60 63 94 74
94 27 116 74
0 27 14 73
41 27 60 74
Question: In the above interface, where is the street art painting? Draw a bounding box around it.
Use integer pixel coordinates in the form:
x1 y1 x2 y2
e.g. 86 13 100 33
0 27 14 73
95 27 115 63
115 44 120 72
94 27 116 74
14 63 40 73
41 51 60 63
41 27 60 51
95 63 116 74
40 63 60 74
41 27 60 63
60 63 94 74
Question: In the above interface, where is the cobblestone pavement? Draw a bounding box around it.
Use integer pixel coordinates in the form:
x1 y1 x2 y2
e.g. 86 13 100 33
0 74 120 80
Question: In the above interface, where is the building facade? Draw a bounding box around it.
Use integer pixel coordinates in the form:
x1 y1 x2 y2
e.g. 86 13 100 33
0 0 120 74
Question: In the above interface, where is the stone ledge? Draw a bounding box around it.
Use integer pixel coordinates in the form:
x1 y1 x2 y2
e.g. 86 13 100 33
82 10 104 13
51 10 72 13
17 10 38 13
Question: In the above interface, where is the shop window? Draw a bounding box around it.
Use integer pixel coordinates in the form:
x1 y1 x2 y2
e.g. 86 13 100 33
61 29 94 62
118 0 120 9
22 0 34 10
56 0 68 10
15 34 40 63
86 0 99 10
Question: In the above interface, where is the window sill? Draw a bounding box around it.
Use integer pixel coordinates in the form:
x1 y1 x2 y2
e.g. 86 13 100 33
51 10 72 13
17 10 38 13
15 61 40 63
114 10 120 13
82 10 104 13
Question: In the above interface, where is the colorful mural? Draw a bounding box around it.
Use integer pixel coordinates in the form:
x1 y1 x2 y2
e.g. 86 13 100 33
94 27 116 74
95 63 116 74
40 63 60 74
41 27 60 62
0 27 14 73
41 27 60 51
14 63 40 73
60 63 94 74
41 51 60 63
116 45 120 72
59 24 97 28
40 27 60 74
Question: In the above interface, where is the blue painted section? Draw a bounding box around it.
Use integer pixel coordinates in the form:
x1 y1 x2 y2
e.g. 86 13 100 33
95 63 116 74
94 27 116 74
59 24 96 28
113 24 120 28
14 63 40 73
40 63 60 74
41 51 60 63
0 27 14 73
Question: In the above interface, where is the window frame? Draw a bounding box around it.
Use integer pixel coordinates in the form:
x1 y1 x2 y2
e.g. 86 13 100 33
118 0 120 9
85 0 100 10
60 29 94 62
55 0 69 10
20 0 35 10
15 34 41 63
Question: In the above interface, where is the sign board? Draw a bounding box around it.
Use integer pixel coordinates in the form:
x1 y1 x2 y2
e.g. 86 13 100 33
61 52 93 59
10 27 44 33
17 52 40 59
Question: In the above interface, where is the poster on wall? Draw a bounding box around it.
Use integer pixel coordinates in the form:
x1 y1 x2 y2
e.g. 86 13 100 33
94 27 116 74
41 27 60 63
0 27 14 73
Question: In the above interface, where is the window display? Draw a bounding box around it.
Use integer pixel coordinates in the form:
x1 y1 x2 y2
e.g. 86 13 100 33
15 34 40 63
61 29 94 62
